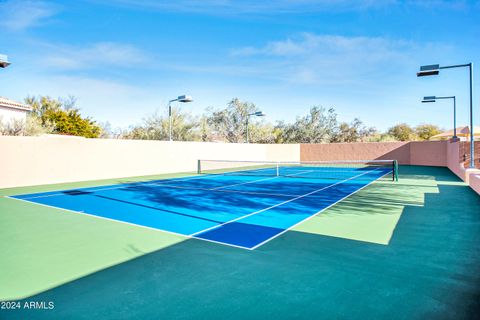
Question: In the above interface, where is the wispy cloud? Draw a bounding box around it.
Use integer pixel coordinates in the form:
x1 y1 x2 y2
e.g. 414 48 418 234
92 0 396 15
92 0 473 15
406 0 470 10
232 34 414 61
228 33 451 85
0 0 58 31
41 42 149 70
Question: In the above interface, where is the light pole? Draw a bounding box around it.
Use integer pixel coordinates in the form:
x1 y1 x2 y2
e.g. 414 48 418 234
422 95 457 139
417 63 475 168
0 54 10 68
245 111 265 143
168 95 193 141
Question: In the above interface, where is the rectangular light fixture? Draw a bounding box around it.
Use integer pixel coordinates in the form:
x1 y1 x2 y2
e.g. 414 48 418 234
417 64 440 77
0 54 10 68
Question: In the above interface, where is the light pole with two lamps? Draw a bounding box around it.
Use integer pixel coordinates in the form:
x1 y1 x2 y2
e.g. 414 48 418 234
168 95 193 141
417 63 475 168
422 95 457 139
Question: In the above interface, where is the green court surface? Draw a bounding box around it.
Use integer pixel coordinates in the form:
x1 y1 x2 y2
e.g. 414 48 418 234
1 166 480 319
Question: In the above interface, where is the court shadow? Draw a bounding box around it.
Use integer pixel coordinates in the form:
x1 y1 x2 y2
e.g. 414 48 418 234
4 166 480 320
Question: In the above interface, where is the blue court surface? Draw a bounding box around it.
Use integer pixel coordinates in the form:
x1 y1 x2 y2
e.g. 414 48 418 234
10 167 392 250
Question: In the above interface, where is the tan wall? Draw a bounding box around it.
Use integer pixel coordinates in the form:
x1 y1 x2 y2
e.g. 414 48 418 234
469 173 480 195
265 144 300 162
1 136 478 194
459 141 480 168
301 141 449 167
0 136 299 189
446 139 480 195
300 142 410 164
0 105 27 124
409 141 448 167
446 140 465 180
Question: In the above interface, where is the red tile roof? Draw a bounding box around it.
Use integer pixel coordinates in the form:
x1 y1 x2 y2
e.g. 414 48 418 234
0 97 31 111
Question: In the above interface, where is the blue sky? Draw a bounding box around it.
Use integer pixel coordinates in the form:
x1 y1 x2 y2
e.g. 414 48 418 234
0 0 479 131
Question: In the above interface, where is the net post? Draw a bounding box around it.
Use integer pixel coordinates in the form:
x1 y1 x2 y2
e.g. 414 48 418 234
197 159 201 175
393 160 398 181
276 163 279 177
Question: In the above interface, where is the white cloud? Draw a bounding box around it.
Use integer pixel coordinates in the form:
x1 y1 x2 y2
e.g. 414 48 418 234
229 33 451 85
0 0 58 31
93 0 396 15
232 39 306 57
92 0 474 15
233 34 411 58
41 42 149 70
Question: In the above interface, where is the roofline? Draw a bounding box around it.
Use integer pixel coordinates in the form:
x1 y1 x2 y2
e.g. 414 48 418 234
0 97 32 111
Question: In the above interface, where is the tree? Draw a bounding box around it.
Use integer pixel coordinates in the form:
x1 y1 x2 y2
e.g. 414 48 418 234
25 96 101 138
206 98 266 143
415 124 442 140
248 123 276 143
98 122 124 139
275 106 338 143
272 127 285 144
0 115 51 136
387 123 416 141
196 115 213 142
331 118 377 143
123 108 198 141
364 133 398 142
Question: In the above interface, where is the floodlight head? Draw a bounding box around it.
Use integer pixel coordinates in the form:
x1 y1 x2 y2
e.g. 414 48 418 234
177 95 193 103
422 96 436 103
255 111 265 116
417 64 440 77
0 54 10 68
417 70 439 77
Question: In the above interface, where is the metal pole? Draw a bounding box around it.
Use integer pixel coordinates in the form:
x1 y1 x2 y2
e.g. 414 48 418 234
469 63 474 168
246 116 249 143
169 101 172 142
453 96 457 139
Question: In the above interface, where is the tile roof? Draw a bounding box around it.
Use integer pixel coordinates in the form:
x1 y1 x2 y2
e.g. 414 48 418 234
0 97 31 111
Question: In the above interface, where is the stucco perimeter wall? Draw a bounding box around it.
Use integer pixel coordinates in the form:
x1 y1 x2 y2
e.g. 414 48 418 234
459 141 480 169
301 142 411 164
446 139 480 195
301 141 449 167
409 141 448 167
0 136 299 189
265 144 300 163
469 173 480 194
446 140 466 180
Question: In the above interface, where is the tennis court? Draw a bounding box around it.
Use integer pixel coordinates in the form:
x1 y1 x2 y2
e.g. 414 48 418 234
8 160 396 250
2 165 480 319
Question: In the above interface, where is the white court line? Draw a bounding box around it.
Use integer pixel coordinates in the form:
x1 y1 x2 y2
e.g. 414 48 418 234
147 183 300 198
15 174 221 200
250 170 392 250
5 196 192 239
284 170 315 176
209 176 280 190
190 168 382 237
18 170 301 201
5 168 392 251
207 168 315 192
4 195 252 251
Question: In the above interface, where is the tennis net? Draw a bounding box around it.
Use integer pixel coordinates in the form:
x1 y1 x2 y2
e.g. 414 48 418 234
197 159 398 181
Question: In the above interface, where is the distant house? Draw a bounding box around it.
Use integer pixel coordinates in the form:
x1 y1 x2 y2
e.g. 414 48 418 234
0 97 32 124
